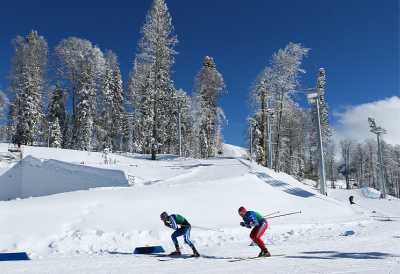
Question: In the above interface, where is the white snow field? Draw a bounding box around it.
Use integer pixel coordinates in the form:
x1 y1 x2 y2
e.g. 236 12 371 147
0 144 399 274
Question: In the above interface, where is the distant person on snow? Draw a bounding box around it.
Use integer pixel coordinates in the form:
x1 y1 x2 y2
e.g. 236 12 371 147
238 206 271 257
160 212 200 257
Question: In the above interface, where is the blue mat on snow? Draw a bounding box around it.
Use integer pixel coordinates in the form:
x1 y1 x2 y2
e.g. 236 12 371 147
134 246 165 254
0 252 30 261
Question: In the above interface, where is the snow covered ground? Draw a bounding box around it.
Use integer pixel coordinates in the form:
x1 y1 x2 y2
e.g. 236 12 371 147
0 144 399 273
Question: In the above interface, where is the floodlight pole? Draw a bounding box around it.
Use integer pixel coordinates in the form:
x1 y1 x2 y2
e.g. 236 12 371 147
307 90 327 195
368 117 387 198
376 133 386 198
315 94 327 195
177 102 182 157
266 101 273 169
48 123 51 148
250 123 253 162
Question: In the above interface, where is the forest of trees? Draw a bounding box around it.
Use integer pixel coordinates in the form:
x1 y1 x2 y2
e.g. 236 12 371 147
247 43 399 197
0 0 226 160
0 0 398 197
338 138 400 197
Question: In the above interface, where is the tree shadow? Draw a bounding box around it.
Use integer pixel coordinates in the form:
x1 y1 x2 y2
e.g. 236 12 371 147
250 171 315 198
286 250 397 260
284 187 315 198
163 163 215 170
143 179 163 185
107 251 133 255
374 218 396 222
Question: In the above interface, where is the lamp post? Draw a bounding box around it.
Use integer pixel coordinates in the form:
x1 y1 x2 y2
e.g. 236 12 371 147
249 119 256 162
47 123 51 148
266 105 273 169
177 101 182 157
307 90 327 195
368 117 387 198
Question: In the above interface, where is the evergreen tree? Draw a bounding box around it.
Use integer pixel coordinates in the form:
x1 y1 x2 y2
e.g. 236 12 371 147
121 112 134 153
248 117 264 163
98 52 115 150
56 37 105 150
49 117 62 148
10 31 48 145
249 68 272 165
128 0 178 160
175 89 194 156
48 86 66 146
128 61 152 154
7 100 18 143
103 51 125 151
63 114 74 149
0 90 7 119
193 56 226 158
0 90 10 142
75 83 95 151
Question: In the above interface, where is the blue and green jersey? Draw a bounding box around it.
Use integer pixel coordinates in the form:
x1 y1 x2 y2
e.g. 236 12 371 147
165 214 190 230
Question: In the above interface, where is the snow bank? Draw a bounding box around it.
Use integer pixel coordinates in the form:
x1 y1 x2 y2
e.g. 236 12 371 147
221 144 248 158
0 156 128 200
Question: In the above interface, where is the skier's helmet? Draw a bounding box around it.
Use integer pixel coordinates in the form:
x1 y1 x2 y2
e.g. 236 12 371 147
238 206 247 216
160 211 169 221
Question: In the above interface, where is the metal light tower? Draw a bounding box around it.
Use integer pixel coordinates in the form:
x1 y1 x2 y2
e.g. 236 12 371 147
177 101 182 157
249 119 256 162
266 103 274 169
368 117 387 198
307 90 327 195
47 123 51 148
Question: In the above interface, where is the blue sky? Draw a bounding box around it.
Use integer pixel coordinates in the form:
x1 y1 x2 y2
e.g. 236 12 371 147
0 0 398 146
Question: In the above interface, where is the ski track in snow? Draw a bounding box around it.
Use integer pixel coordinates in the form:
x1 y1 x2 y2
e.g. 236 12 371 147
0 144 400 273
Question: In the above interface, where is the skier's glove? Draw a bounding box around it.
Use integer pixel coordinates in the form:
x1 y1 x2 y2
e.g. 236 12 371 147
240 222 246 227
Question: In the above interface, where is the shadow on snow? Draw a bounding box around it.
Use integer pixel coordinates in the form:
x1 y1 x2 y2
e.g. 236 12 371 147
251 171 315 198
286 250 397 260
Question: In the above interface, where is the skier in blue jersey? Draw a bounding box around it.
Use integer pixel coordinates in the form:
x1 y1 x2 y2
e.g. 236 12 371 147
160 211 200 257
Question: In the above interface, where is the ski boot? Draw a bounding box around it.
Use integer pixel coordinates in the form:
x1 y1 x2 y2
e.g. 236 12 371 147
169 245 181 256
258 249 271 257
191 245 200 257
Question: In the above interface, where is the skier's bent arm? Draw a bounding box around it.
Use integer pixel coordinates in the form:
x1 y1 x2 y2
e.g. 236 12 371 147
169 216 178 230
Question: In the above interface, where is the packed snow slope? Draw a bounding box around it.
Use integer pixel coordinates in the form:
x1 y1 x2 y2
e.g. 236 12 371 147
0 144 399 274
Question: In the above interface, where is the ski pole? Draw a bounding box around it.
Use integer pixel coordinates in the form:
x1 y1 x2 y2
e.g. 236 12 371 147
267 211 302 219
191 225 224 232
263 211 280 218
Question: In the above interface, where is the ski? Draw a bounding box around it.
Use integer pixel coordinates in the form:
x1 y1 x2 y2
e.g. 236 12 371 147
157 254 201 261
228 254 286 262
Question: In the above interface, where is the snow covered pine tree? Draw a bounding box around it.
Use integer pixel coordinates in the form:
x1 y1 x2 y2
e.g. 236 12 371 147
10 31 47 145
192 56 226 158
128 0 178 160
